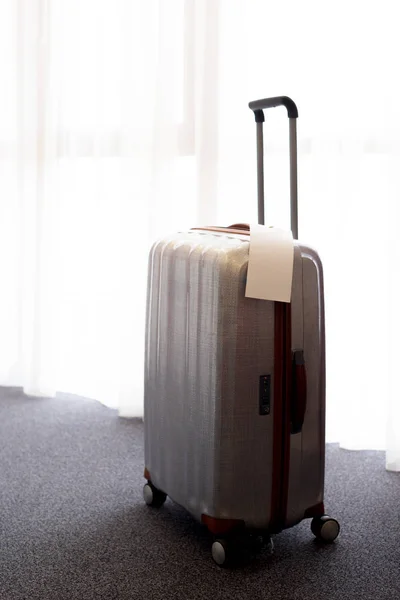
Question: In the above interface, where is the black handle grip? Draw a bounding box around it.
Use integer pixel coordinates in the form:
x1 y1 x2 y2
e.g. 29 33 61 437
249 96 298 121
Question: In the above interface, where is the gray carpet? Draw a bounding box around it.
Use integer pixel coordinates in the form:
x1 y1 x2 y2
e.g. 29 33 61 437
0 388 399 600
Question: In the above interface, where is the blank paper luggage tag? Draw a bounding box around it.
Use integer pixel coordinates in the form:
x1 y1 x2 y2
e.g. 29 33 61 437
245 224 294 303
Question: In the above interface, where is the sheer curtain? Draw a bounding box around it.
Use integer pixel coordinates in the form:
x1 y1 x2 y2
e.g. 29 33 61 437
0 0 399 469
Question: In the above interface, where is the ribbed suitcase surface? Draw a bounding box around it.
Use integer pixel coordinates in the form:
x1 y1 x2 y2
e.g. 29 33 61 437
144 229 325 531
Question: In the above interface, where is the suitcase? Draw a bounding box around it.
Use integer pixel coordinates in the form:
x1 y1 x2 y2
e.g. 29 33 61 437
143 96 340 566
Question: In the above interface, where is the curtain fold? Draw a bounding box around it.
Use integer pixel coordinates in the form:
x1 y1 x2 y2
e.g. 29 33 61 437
0 0 399 469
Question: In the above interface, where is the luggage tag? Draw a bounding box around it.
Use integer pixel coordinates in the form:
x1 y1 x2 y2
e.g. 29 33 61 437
245 224 294 303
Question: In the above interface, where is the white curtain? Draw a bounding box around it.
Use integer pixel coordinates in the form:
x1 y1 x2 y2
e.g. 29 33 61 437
1 0 399 469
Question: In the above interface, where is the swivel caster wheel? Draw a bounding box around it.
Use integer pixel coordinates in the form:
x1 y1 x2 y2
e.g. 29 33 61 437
311 515 340 543
143 482 167 508
211 538 235 567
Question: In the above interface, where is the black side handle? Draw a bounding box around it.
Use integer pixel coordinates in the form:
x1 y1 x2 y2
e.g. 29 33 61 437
249 96 299 121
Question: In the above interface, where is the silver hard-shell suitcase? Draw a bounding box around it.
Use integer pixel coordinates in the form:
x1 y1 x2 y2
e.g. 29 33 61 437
143 97 340 566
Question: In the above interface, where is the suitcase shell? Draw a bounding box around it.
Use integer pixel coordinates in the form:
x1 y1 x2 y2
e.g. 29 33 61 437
144 228 325 532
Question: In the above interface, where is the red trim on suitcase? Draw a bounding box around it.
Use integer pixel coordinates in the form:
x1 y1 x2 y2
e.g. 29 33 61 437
304 502 325 519
280 305 292 527
191 226 250 236
270 302 292 533
201 514 244 536
270 303 285 532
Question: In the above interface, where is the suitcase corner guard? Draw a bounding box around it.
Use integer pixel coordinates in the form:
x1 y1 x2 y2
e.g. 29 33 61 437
304 502 325 519
201 514 245 536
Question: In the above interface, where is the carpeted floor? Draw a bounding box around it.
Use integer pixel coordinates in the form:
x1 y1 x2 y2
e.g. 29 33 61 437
0 387 399 600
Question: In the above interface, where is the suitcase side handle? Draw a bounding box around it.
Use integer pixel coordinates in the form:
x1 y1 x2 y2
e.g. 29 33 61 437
291 350 307 434
248 96 299 239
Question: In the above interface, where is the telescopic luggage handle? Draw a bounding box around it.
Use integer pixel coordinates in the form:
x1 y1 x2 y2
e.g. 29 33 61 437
249 96 299 239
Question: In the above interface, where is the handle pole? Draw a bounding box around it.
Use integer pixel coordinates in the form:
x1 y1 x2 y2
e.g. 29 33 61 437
289 118 298 240
256 121 265 225
249 96 299 238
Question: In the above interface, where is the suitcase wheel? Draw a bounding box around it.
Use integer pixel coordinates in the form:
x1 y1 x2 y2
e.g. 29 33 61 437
211 533 271 567
143 482 167 508
211 539 233 567
311 515 340 543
